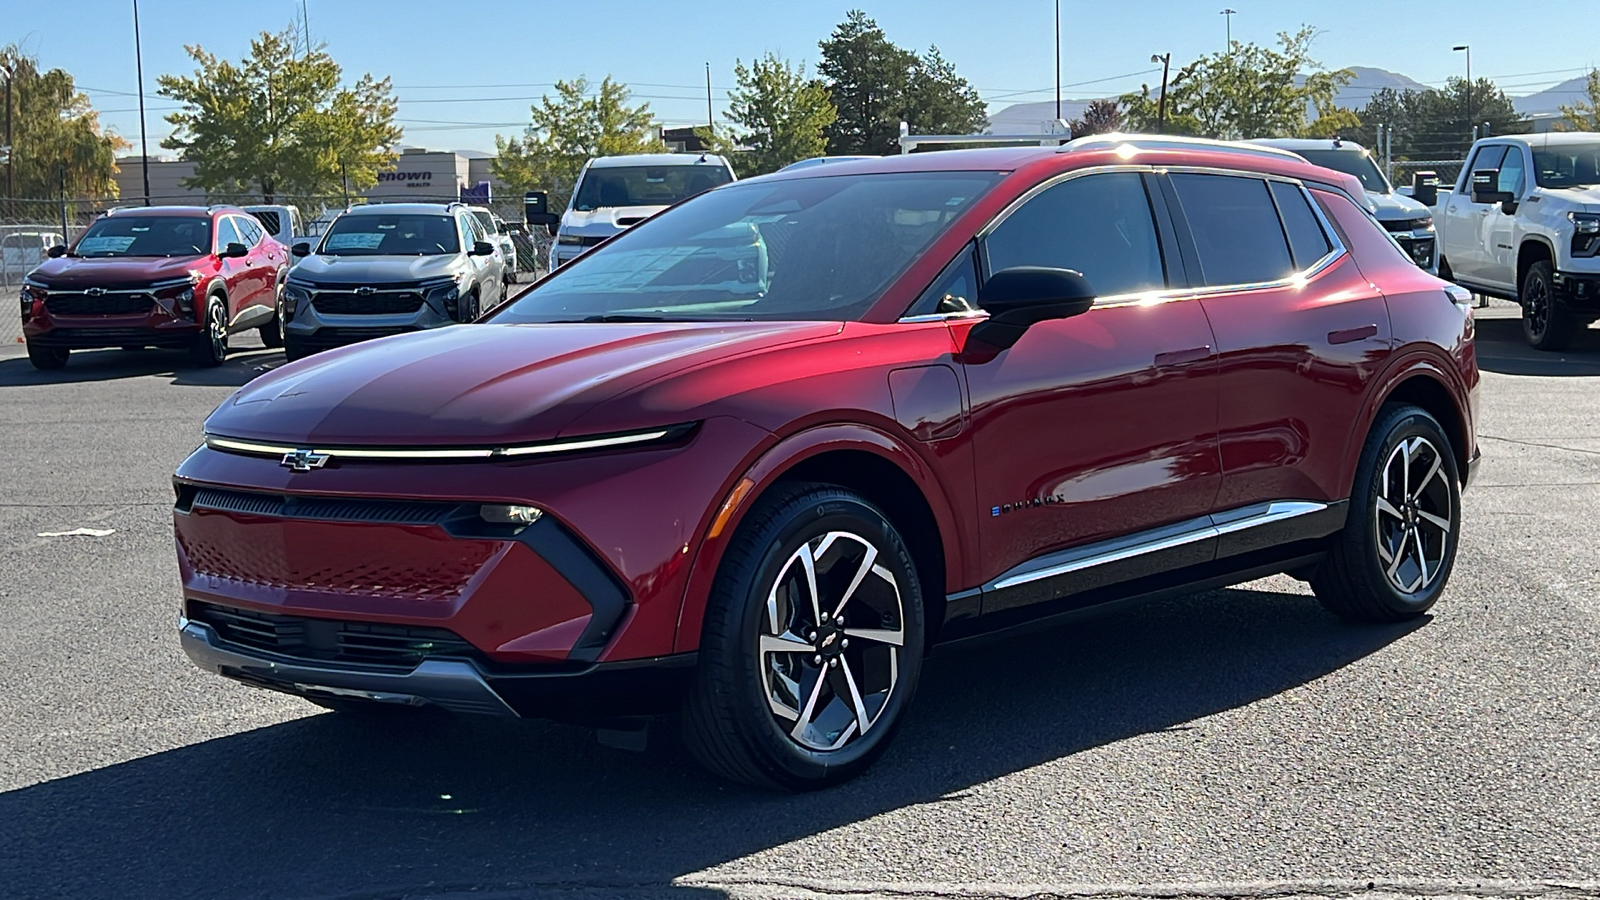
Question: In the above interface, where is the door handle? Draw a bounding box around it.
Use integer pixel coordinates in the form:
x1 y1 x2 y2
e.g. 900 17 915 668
1154 345 1212 367
1328 324 1378 345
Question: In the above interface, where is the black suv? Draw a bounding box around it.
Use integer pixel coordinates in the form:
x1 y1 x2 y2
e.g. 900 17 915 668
282 202 506 361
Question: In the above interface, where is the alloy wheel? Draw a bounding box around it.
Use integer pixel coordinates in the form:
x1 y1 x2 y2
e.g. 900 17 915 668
758 531 906 752
1525 275 1550 341
208 297 227 359
1373 435 1453 594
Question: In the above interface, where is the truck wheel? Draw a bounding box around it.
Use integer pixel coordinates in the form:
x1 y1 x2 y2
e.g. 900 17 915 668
26 344 69 370
1521 261 1577 351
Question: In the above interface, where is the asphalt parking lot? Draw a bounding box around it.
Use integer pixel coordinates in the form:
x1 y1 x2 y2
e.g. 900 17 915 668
1 305 1597 900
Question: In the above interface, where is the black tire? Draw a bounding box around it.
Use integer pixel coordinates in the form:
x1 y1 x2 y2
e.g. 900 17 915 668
283 339 312 363
1438 255 1454 282
460 289 480 322
258 283 285 348
1312 404 1461 623
1521 260 1577 351
26 343 69 370
188 294 228 368
681 483 925 791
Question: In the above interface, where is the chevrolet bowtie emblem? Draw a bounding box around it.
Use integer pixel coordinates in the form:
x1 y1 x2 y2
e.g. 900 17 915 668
355 286 376 295
280 449 330 472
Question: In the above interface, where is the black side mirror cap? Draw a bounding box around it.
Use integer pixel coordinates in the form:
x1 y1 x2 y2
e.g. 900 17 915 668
1411 171 1439 207
472 240 495 257
968 267 1096 351
290 242 312 257
524 190 560 228
46 245 67 258
1470 169 1514 205
220 242 249 259
544 222 559 237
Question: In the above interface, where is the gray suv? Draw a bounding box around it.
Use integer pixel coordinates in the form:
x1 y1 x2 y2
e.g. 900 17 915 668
282 202 506 361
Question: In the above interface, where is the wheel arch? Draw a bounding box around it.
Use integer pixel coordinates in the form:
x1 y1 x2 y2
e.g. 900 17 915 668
673 423 965 655
1517 236 1556 300
1349 359 1472 489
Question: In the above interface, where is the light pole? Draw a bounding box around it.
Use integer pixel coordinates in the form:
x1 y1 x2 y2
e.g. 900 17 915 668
1151 53 1171 134
1453 45 1472 137
133 0 151 206
1054 0 1062 124
1221 8 1236 52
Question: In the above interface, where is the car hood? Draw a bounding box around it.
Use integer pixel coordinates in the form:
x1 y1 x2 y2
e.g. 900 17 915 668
28 254 206 287
1540 185 1600 212
1368 190 1430 219
290 254 464 285
208 320 840 446
560 206 671 238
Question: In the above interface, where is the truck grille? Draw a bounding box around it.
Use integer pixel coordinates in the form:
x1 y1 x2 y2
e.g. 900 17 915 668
1383 217 1431 233
189 600 483 671
312 291 426 315
45 293 154 316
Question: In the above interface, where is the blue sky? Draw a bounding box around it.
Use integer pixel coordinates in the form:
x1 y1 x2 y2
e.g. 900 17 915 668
6 0 1597 154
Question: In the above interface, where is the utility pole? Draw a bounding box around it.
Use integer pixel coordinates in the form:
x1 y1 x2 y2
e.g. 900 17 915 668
1151 53 1171 134
1221 8 1236 52
133 0 151 206
1453 45 1472 137
705 62 713 133
3 65 13 199
1054 0 1062 123
301 0 312 55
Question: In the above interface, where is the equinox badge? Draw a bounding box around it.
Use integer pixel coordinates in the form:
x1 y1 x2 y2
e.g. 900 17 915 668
280 449 330 472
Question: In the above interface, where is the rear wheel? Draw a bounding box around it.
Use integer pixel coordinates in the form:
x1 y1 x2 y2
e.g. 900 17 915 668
188 294 228 367
26 343 69 370
681 484 925 791
1312 404 1460 622
1521 260 1577 351
258 283 285 349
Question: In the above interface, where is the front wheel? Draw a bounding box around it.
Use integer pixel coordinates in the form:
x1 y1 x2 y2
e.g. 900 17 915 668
1312 404 1461 622
681 484 925 791
26 344 69 370
188 294 228 368
1521 260 1577 351
259 283 285 349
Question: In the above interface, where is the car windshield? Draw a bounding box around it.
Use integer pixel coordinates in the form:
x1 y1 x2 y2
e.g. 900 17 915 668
72 216 211 258
1532 142 1600 188
1295 149 1390 194
492 171 1001 324
572 165 734 211
318 213 460 256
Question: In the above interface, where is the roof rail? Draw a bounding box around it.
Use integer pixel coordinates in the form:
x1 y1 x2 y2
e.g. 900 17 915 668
1061 133 1307 161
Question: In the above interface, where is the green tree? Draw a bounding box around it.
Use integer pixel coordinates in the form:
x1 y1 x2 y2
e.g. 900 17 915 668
0 45 126 198
1559 70 1600 131
818 11 988 155
1354 79 1524 159
158 27 400 203
493 76 665 210
1121 28 1353 140
711 54 836 177
1069 98 1124 138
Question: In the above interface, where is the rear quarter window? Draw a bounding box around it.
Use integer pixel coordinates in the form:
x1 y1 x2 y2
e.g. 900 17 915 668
1311 188 1413 270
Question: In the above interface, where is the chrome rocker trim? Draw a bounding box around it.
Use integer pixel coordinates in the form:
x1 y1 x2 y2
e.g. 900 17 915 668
179 617 519 717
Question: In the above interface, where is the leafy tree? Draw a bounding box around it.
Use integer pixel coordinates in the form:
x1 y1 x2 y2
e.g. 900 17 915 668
708 54 836 177
1069 99 1124 138
1555 70 1600 131
1353 79 1524 159
493 76 665 210
158 27 400 203
818 11 987 155
0 45 126 198
1121 28 1353 140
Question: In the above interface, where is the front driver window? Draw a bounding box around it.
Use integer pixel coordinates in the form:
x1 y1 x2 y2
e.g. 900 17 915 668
983 172 1165 298
1498 148 1526 196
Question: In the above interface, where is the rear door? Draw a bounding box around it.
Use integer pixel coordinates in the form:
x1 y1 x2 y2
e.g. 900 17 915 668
1163 171 1392 525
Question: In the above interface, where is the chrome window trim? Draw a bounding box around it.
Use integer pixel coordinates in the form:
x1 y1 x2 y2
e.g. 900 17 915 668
899 310 988 324
988 500 1328 592
204 425 684 463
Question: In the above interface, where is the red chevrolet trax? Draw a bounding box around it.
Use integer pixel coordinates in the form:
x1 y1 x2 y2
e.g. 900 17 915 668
172 137 1481 790
22 205 290 370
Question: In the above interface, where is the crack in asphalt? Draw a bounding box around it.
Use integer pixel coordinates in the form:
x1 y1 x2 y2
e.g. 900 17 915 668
1479 435 1600 456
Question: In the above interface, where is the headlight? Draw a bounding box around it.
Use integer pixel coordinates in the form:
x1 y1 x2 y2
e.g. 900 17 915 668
1414 213 1434 231
1569 212 1600 234
479 504 543 525
557 233 584 245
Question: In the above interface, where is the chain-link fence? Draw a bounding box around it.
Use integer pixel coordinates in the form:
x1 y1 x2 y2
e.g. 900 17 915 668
1391 159 1468 196
1 192 553 347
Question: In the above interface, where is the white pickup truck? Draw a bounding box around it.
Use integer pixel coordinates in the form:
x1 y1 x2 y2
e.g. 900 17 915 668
1421 133 1600 350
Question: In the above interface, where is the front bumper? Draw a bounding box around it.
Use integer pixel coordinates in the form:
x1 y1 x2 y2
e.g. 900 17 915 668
24 298 201 349
180 615 697 720
283 287 458 350
1551 270 1600 314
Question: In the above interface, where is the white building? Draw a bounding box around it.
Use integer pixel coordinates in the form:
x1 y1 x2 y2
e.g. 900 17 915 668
111 146 506 205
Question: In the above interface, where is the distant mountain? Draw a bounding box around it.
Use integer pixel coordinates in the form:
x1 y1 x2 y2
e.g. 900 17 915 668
1513 76 1590 116
1332 66 1427 109
985 99 1093 134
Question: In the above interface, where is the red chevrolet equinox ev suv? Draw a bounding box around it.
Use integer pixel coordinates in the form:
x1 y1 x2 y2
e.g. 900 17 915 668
22 205 290 370
173 137 1481 790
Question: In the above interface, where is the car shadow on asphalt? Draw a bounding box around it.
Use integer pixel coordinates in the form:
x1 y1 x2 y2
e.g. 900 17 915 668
0 586 1424 900
0 346 282 388
1474 316 1600 376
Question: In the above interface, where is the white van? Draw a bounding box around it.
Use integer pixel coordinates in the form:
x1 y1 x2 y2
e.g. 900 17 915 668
550 153 736 270
243 204 304 248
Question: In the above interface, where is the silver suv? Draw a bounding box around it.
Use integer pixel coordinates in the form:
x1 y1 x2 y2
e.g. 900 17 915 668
282 202 505 361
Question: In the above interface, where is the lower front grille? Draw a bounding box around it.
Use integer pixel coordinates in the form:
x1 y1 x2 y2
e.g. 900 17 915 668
46 293 154 315
312 291 426 315
189 600 483 671
305 326 418 344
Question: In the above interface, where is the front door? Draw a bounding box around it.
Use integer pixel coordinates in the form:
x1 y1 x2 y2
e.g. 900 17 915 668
1442 144 1505 285
961 170 1222 615
1483 145 1528 293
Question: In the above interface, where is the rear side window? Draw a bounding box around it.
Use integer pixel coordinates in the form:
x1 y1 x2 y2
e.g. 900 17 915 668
1268 181 1332 269
984 172 1165 297
234 216 263 246
1169 173 1294 286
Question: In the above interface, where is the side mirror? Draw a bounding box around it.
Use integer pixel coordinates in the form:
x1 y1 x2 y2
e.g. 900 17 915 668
220 242 249 259
1470 169 1514 205
290 242 312 258
472 240 495 257
524 190 561 229
544 222 559 237
1411 171 1438 208
46 245 67 258
968 267 1096 351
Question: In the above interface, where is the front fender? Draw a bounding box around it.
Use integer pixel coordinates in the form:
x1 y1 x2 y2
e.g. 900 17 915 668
672 422 967 654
